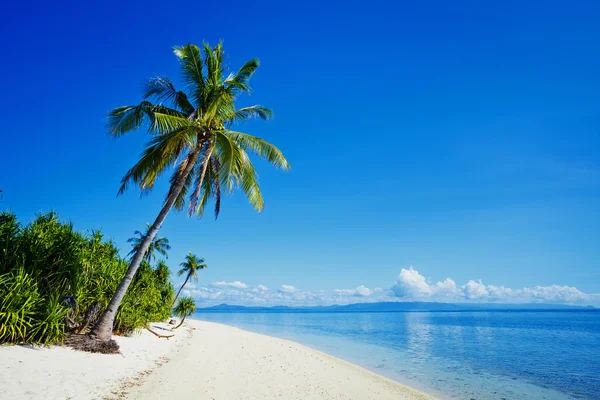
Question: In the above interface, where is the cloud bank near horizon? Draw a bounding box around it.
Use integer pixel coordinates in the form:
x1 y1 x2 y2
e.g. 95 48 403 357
391 267 597 305
182 267 599 307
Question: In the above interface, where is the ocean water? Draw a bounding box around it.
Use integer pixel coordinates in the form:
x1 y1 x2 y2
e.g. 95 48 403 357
192 311 600 399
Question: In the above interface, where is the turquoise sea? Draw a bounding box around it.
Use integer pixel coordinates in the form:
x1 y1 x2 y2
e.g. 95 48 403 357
193 311 600 399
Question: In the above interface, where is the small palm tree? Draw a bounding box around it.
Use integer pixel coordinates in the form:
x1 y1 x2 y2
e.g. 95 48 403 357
127 223 171 263
172 296 196 329
174 252 207 305
89 41 289 344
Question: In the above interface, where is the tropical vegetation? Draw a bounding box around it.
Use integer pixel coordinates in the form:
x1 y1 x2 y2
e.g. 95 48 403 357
127 223 171 263
90 41 290 346
0 212 174 345
172 296 196 330
174 252 207 305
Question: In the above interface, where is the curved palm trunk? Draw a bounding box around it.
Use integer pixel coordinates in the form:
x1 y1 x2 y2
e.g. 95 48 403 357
145 323 174 339
90 146 204 342
173 315 187 330
173 274 190 306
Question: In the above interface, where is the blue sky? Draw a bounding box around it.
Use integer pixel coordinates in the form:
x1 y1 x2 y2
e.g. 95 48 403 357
1 0 599 305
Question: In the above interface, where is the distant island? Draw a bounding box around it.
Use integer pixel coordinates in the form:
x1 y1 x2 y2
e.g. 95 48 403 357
196 301 597 313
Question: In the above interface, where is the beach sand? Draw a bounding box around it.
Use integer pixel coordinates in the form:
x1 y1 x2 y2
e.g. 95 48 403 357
0 321 191 400
1 320 435 400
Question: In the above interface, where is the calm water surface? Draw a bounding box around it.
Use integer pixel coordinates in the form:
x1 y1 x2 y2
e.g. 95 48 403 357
193 311 600 399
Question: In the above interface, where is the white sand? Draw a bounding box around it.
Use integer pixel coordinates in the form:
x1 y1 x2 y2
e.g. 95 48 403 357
129 320 434 400
0 322 190 400
1 320 436 400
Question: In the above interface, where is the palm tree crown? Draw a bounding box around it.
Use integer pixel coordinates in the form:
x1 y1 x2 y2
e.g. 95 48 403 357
173 252 207 304
127 223 171 263
174 296 196 318
172 296 196 329
178 252 207 281
108 41 290 218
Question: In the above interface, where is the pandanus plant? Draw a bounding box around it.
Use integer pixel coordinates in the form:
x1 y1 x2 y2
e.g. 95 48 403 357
89 42 290 345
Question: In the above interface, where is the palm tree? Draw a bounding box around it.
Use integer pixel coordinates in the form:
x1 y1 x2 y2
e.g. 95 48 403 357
89 42 290 344
173 252 207 305
127 223 171 263
172 296 196 330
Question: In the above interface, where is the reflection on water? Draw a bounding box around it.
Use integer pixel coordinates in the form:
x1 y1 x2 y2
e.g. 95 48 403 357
406 317 433 372
193 311 600 399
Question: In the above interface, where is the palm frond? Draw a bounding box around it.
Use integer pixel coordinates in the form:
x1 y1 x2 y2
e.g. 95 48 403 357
204 86 234 122
188 146 213 216
203 41 223 87
168 143 209 211
228 105 273 123
173 44 205 107
108 101 187 137
118 127 196 195
143 77 194 114
212 157 221 218
188 158 214 218
214 131 245 194
239 150 264 212
150 113 193 135
224 58 260 95
225 130 290 170
171 157 197 211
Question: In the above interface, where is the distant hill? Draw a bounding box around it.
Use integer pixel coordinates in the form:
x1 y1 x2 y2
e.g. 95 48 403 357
197 301 597 313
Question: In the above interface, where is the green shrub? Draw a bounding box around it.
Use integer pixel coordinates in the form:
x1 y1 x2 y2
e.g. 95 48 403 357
0 212 175 344
29 293 70 344
0 268 40 343
0 213 20 274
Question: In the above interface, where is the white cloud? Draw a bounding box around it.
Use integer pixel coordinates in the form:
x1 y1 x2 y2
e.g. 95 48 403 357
522 284 590 303
354 285 372 297
434 278 458 297
212 281 248 289
333 285 373 297
391 267 598 305
252 284 269 292
181 267 599 307
391 266 433 297
278 285 297 293
184 282 384 307
462 280 489 300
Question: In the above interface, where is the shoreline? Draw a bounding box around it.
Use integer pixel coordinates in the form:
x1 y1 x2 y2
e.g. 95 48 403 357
128 320 435 399
191 318 442 398
0 320 435 399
